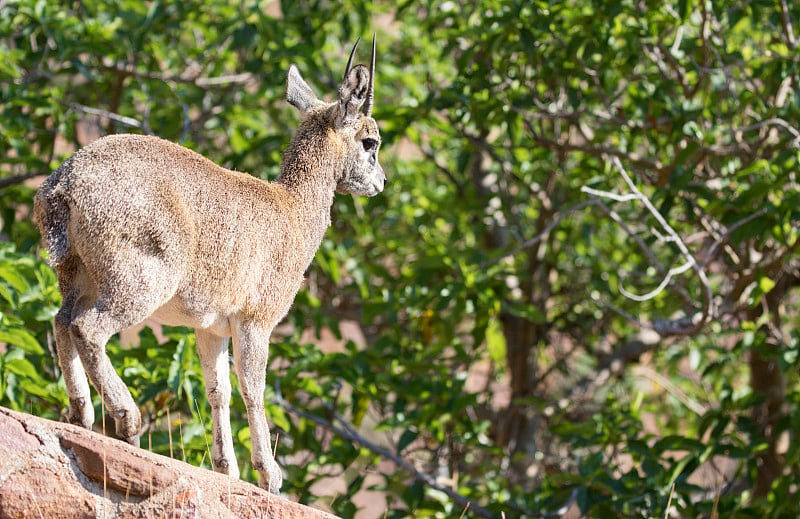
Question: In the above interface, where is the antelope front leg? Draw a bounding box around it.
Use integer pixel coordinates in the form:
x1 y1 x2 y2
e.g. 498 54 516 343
232 321 282 493
196 330 238 479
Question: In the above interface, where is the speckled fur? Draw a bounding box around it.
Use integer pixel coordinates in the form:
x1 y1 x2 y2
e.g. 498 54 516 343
33 59 384 494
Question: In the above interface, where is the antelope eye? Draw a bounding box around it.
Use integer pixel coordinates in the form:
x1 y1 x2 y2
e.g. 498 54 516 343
362 138 379 152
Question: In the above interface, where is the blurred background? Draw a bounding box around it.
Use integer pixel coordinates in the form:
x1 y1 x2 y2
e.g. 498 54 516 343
1 1 798 517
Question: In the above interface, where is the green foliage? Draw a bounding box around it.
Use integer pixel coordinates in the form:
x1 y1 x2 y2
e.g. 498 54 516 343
2 0 800 517
0 242 64 415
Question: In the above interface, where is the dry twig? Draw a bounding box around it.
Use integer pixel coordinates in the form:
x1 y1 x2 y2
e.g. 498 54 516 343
581 157 713 336
272 382 495 518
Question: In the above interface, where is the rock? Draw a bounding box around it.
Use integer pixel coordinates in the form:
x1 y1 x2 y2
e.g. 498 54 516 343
0 406 339 519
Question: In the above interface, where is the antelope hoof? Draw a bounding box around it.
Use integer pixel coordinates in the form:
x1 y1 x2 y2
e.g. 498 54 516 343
68 397 95 430
212 459 239 480
125 432 141 447
113 408 142 444
255 460 283 494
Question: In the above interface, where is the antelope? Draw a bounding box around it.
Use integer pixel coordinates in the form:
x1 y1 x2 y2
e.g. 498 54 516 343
33 37 384 492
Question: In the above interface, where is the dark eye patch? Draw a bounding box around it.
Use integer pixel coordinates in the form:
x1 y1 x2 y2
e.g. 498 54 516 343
362 138 379 152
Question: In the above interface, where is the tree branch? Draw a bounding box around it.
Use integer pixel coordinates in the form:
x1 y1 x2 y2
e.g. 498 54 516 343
0 172 45 190
556 338 661 405
480 199 600 269
418 142 465 196
582 157 713 336
522 119 665 172
778 0 798 49
69 103 149 132
589 197 694 309
99 59 256 88
734 117 800 147
272 385 496 518
700 207 769 269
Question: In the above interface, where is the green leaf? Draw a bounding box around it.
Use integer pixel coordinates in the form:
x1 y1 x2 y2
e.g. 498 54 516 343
758 275 776 294
0 283 14 307
0 263 30 293
504 301 545 323
4 357 38 379
396 428 418 454
486 316 507 362
0 327 44 354
351 393 369 427
268 405 291 432
167 336 187 396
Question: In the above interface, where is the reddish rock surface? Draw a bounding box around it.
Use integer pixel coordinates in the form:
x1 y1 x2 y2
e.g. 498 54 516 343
0 407 339 519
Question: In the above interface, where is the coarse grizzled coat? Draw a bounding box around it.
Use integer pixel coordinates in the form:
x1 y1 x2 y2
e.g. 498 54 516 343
33 37 384 493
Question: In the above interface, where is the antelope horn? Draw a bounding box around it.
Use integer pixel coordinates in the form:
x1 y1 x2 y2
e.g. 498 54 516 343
343 37 360 81
363 33 376 117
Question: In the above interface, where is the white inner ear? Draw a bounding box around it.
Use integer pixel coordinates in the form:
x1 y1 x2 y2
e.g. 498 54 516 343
337 66 369 126
286 65 318 114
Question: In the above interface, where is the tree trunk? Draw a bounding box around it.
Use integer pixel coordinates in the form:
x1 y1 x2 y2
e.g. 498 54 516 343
0 406 339 519
749 346 785 498
747 273 793 498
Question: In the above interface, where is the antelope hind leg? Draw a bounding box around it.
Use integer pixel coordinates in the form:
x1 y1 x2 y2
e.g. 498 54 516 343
54 291 95 429
196 329 239 478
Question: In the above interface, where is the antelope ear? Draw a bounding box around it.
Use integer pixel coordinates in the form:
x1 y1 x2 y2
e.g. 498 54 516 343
286 65 319 114
336 64 369 125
